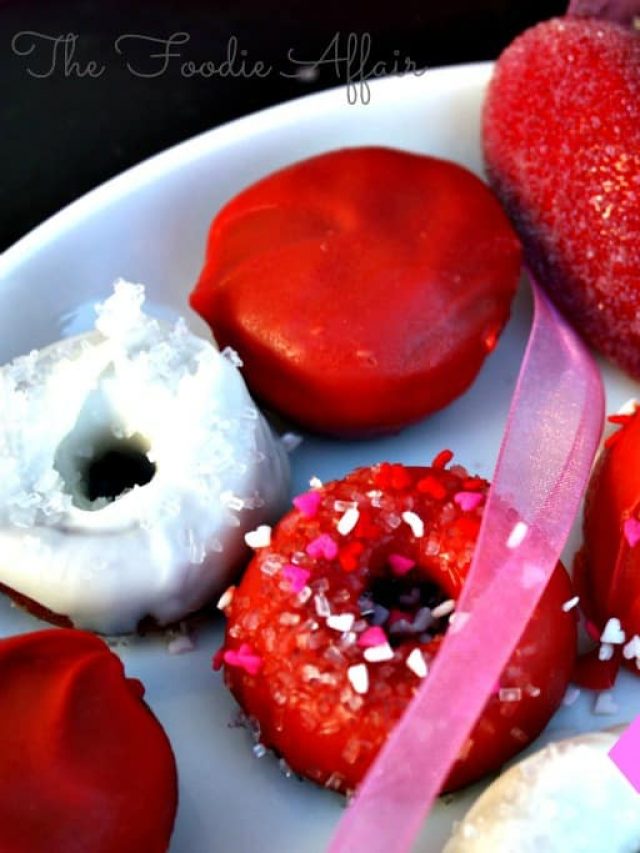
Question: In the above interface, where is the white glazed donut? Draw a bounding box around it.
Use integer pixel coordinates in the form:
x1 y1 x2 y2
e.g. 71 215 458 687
0 280 290 633
444 727 640 853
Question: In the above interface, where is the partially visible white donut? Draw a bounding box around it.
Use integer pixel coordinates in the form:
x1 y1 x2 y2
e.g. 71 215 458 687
0 280 290 633
445 727 640 853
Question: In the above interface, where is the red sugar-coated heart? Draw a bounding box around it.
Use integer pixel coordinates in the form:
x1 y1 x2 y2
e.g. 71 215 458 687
483 17 640 376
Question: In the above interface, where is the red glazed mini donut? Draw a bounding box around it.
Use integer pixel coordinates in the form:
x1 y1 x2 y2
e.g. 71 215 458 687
191 147 522 436
218 459 576 793
576 404 640 685
0 629 177 853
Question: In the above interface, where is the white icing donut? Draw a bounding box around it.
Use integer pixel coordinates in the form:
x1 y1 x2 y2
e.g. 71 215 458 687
0 280 290 633
445 727 640 853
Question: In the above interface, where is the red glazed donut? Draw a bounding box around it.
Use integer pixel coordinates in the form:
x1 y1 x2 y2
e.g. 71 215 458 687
191 147 521 436
575 404 640 685
218 459 576 793
0 629 177 853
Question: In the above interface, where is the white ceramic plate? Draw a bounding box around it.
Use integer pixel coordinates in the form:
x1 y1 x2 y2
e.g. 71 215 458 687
2 62 640 853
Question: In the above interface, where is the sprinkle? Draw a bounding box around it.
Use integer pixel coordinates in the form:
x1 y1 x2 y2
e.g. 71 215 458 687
364 642 394 663
453 491 485 512
431 599 455 619
623 518 640 547
599 642 615 661
617 398 638 416
431 449 454 469
327 613 356 633
357 626 387 648
609 715 640 792
601 617 626 645
402 511 424 538
244 524 272 549
253 743 268 759
594 691 618 716
623 635 640 660
507 521 529 549
337 507 360 536
282 564 311 594
562 595 580 612
309 475 323 489
293 490 322 518
306 533 338 560
347 663 369 695
388 554 416 576
499 687 522 702
562 685 580 707
280 432 303 452
217 586 235 610
223 643 263 676
406 648 428 678
221 345 243 367
314 592 331 618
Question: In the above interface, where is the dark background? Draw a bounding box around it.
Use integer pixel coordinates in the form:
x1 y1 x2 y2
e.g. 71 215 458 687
1 0 566 251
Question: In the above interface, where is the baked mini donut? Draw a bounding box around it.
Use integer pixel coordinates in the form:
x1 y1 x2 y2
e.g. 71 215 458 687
0 280 290 633
191 147 522 436
217 458 576 793
444 727 640 852
0 628 177 853
575 403 640 685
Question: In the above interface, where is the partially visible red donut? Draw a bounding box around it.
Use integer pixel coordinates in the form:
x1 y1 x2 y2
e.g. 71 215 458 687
575 404 640 685
0 629 177 853
191 147 522 436
217 459 576 793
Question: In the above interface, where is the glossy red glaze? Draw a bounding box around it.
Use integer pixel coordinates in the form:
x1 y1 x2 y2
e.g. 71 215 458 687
484 17 640 375
0 629 177 853
220 462 576 794
191 147 521 436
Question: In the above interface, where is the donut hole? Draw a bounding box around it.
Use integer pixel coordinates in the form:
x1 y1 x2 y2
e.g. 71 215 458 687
53 381 156 510
359 574 453 647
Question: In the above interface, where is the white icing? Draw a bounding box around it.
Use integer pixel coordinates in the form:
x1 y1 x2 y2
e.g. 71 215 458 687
444 728 640 853
0 280 290 633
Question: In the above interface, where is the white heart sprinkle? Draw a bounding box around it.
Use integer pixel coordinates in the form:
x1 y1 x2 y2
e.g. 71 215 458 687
327 613 355 633
337 507 360 536
364 643 395 663
623 635 640 660
617 397 639 416
600 617 626 645
598 642 614 661
402 511 425 538
347 663 369 695
244 525 272 549
406 648 428 679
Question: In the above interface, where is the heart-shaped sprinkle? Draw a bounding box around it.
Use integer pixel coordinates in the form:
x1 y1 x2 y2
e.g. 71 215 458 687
624 518 640 548
388 553 416 576
223 643 262 676
600 616 626 645
357 626 387 648
244 524 272 549
327 613 355 633
306 533 338 560
453 491 485 512
363 642 394 663
293 491 322 518
282 564 311 594
405 648 428 679
347 663 369 695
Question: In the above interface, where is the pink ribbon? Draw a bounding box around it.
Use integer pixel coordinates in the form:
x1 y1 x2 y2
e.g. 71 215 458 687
328 278 604 853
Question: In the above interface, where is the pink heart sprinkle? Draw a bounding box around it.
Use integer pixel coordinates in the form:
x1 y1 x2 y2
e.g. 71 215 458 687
610 715 640 793
293 491 322 518
358 626 388 648
282 564 311 594
306 533 338 560
388 554 416 576
223 643 263 676
453 491 485 512
624 517 640 548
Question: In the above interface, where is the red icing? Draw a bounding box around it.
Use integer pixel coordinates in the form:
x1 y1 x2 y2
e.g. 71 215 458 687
190 147 521 436
0 629 177 852
483 17 640 376
577 406 640 684
220 462 576 794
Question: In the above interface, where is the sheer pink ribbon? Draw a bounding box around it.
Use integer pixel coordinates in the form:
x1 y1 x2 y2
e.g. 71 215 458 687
328 278 604 853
